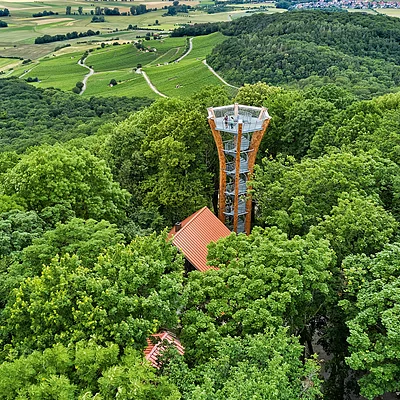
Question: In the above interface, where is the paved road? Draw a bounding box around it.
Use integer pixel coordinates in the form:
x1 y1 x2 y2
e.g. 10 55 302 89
78 58 94 95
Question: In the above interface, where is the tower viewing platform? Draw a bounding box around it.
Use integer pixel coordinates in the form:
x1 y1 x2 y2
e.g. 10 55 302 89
207 104 271 234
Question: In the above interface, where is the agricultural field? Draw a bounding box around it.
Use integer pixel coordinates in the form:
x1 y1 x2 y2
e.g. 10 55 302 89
82 69 158 98
0 0 279 97
143 33 228 97
22 52 87 90
85 37 187 72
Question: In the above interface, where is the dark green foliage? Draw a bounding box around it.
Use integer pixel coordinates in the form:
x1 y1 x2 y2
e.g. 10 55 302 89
253 152 400 237
32 10 57 17
0 79 152 152
91 15 105 22
0 218 124 309
309 91 400 163
171 22 221 37
340 245 400 399
0 342 179 399
310 193 398 264
165 330 322 399
130 4 148 15
0 20 7 28
0 210 45 257
35 29 99 44
234 82 357 158
107 87 230 228
0 8 9 17
208 11 400 97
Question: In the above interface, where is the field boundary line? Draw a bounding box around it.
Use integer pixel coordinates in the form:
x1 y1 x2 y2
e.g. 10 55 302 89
202 59 239 89
137 68 168 98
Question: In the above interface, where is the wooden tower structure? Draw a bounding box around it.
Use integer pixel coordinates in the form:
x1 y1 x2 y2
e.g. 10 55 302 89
207 104 271 234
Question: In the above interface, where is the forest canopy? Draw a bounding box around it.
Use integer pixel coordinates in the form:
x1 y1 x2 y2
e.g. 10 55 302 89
2 10 400 397
207 11 400 98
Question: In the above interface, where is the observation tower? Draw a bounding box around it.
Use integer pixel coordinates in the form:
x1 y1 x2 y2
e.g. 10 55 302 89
207 104 271 234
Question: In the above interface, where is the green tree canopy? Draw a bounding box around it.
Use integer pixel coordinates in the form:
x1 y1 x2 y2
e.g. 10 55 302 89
253 151 400 237
311 193 398 264
1 232 184 355
340 244 400 399
2 144 130 224
0 218 125 308
309 91 400 162
0 341 179 399
164 329 322 400
107 92 229 227
180 227 334 364
0 210 45 257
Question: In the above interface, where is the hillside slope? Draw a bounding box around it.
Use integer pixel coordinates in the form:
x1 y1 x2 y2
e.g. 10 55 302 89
207 11 400 98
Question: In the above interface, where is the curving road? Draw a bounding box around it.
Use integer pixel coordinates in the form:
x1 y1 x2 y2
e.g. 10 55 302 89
175 37 193 62
78 58 94 95
202 59 239 89
136 68 168 98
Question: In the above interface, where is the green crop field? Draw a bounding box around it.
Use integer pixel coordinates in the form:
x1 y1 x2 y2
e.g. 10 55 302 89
82 69 158 98
23 52 87 91
0 0 273 97
0 57 20 70
85 37 186 72
143 32 229 97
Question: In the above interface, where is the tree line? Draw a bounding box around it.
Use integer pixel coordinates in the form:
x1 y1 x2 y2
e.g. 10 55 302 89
34 29 100 44
185 11 400 99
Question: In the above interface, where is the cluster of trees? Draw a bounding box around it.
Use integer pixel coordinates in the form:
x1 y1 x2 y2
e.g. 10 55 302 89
32 10 57 17
0 8 9 17
199 4 233 14
205 11 400 98
130 5 149 15
0 20 7 27
0 79 152 152
34 29 100 44
91 15 105 22
171 22 221 37
3 10 400 397
163 2 191 16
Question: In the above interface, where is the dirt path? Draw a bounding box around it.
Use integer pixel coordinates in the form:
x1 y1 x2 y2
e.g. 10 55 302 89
202 59 239 89
175 37 193 62
19 64 38 78
136 68 167 98
78 57 94 95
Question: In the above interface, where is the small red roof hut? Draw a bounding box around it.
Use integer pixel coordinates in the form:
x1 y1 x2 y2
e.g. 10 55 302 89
168 206 231 273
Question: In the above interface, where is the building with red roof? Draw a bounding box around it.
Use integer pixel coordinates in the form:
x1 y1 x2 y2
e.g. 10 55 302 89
168 206 231 273
144 331 184 368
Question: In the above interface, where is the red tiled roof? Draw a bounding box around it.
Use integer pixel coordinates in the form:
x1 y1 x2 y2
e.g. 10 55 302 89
168 206 231 272
144 331 184 368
